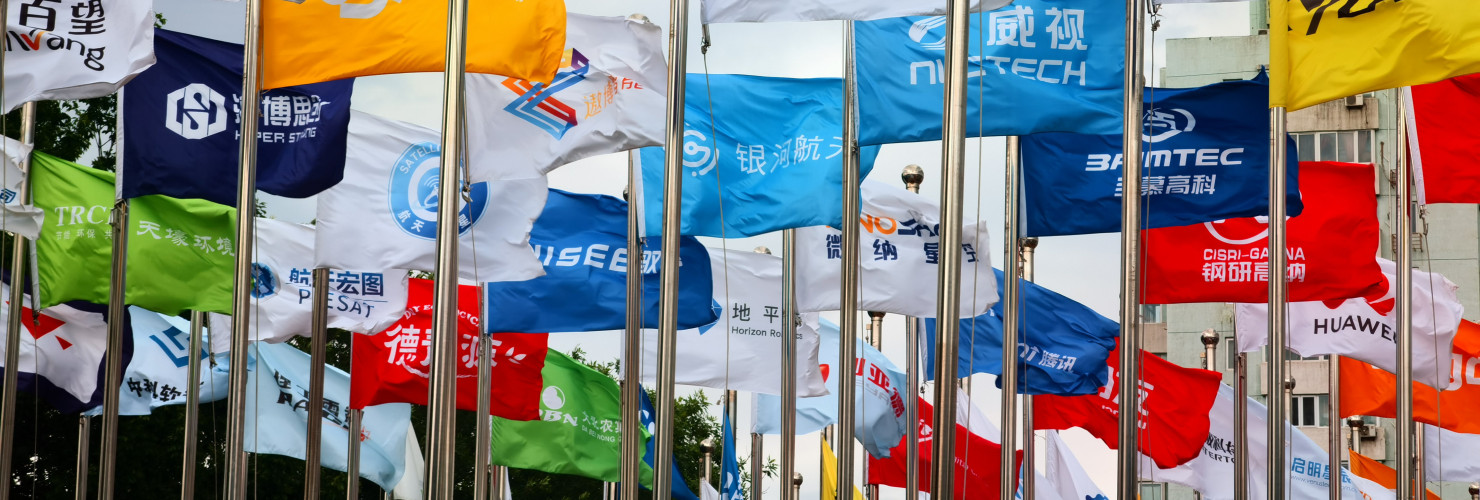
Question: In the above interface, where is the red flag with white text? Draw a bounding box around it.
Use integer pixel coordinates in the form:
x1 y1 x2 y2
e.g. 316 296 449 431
865 396 1020 498
1409 74 1480 204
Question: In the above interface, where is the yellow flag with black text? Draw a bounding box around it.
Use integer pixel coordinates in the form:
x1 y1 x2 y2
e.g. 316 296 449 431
1270 0 1480 110
262 0 566 90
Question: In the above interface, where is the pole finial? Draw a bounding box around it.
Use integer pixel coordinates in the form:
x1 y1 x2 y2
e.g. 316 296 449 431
753 246 772 255
1199 329 1218 347
1020 236 1039 249
901 164 925 192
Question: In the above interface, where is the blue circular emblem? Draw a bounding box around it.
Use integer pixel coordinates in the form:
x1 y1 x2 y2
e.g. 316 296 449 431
388 141 490 240
250 263 276 299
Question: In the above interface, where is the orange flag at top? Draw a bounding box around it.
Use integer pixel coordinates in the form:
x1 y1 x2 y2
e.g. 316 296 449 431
1341 320 1480 434
262 0 567 90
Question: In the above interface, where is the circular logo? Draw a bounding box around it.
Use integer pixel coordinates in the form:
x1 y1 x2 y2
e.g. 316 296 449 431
541 386 566 410
388 142 490 240
250 263 276 299
682 130 718 177
909 16 948 51
1202 217 1272 246
1142 108 1196 143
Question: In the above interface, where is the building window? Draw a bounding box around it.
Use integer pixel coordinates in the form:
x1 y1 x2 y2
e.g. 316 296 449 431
1141 304 1165 323
1291 394 1329 427
1225 337 1239 371
1283 349 1327 361
1294 130 1374 163
1140 482 1168 500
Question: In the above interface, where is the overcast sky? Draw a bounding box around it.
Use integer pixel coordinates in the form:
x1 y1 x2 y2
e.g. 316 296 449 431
151 0 1253 497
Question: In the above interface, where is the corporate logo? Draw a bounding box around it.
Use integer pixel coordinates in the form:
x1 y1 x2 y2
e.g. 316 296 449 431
697 300 724 335
387 141 490 240
165 83 228 140
1143 107 1196 143
503 49 592 139
250 262 277 299
682 130 718 177
1202 216 1279 246
540 385 566 410
149 325 198 369
909 17 949 51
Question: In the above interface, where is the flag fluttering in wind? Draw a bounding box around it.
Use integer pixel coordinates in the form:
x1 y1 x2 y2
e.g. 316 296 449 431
635 386 702 500
0 138 43 239
1042 431 1108 500
719 411 742 500
2 0 156 112
701 0 1012 23
821 437 864 500
0 283 115 414
1408 74 1480 204
99 307 228 416
1340 320 1480 434
1348 450 1436 500
1422 423 1480 483
865 395 1015 498
261 0 566 89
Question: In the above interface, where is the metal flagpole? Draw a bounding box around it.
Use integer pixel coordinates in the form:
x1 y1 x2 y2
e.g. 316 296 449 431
1235 352 1248 500
865 313 884 500
474 313 494 500
655 0 692 493
0 101 35 500
899 166 923 500
99 85 129 498
490 465 506 500
1266 105 1290 500
622 151 644 500
225 0 264 495
1395 92 1414 500
75 416 90 500
820 425 833 492
702 439 714 484
345 329 361 500
725 389 738 494
181 311 206 499
1329 354 1341 500
1115 0 1147 497
304 268 329 498
1021 236 1039 500
752 245 771 500
780 232 798 500
929 0 969 494
836 20 862 500
1000 136 1023 500
749 434 763 500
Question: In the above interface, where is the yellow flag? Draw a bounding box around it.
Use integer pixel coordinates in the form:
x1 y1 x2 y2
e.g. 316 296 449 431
262 0 567 90
1269 0 1480 111
820 437 864 500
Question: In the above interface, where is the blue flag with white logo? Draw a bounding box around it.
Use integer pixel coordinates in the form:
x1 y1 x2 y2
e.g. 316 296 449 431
855 0 1125 145
121 29 352 206
925 269 1117 395
1021 74 1304 236
721 410 742 500
635 385 701 500
483 189 717 333
636 74 880 238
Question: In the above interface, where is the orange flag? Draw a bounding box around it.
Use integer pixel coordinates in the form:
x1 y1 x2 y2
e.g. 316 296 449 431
1341 320 1480 434
1348 450 1439 500
262 0 567 90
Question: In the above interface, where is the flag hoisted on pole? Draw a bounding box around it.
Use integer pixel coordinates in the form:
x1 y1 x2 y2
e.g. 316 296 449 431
621 149 644 500
1000 135 1023 500
780 232 798 500
304 268 330 497
1394 88 1416 500
899 165 923 500
655 0 692 495
226 0 264 497
1117 2 1146 500
1265 98 1291 500
929 0 969 496
181 311 206 500
98 85 128 499
0 101 35 500
836 18 861 500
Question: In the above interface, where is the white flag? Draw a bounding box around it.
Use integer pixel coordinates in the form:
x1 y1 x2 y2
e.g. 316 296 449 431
797 180 996 318
315 111 547 282
391 431 425 500
0 283 108 412
640 250 827 397
3 0 155 112
99 307 229 416
0 137 43 239
1423 423 1480 482
701 0 1013 23
1236 258 1463 389
1043 430 1108 500
467 14 665 180
701 482 722 500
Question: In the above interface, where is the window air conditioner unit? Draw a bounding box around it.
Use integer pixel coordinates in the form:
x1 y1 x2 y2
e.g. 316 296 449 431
1345 95 1366 108
1360 426 1380 438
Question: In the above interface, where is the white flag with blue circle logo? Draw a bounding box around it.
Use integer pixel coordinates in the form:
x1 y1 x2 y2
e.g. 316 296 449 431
315 111 547 282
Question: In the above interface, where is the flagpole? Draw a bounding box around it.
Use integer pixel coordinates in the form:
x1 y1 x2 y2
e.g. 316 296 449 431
98 85 129 499
1266 105 1289 500
474 315 493 500
0 100 35 500
225 0 264 495
180 311 206 499
1329 353 1340 500
836 19 862 500
929 0 969 495
1021 236 1039 500
899 165 922 500
865 312 883 500
780 232 799 500
656 0 693 493
752 244 771 500
75 416 90 500
490 465 506 500
1235 352 1248 500
1115 0 1147 497
1000 135 1023 500
304 268 329 498
346 328 361 500
621 151 644 500
1394 91 1415 500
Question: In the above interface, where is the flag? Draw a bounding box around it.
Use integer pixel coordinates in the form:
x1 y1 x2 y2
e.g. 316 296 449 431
1140 161 1384 304
466 14 665 181
120 29 353 206
865 395 1016 498
1042 431 1109 500
314 111 547 283
31 152 237 314
1269 0 1480 111
1408 74 1480 204
635 386 702 500
2 0 155 112
635 74 880 238
1236 258 1462 389
701 483 720 500
104 307 229 416
1021 74 1303 236
925 268 1118 395
701 0 1012 23
1423 423 1480 483
796 180 996 319
1339 320 1480 434
483 189 716 333
260 0 566 89
854 0 1125 145
1349 450 1437 500
244 342 413 490
753 318 909 458
0 283 116 414
719 411 742 500
0 138 43 239
821 437 865 500
393 431 426 500
638 250 826 397
349 278 548 422
1033 341 1221 468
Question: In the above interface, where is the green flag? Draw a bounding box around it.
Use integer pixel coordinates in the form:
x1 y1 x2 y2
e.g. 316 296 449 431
490 350 653 484
31 152 237 314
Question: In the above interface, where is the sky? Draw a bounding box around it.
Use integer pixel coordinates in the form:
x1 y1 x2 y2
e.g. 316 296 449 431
151 0 1254 497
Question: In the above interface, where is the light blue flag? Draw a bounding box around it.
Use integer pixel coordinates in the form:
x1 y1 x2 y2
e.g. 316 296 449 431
244 342 413 490
854 0 1126 145
636 74 880 238
89 307 231 416
753 318 908 458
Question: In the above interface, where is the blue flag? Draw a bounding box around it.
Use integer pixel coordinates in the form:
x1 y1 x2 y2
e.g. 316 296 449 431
855 0 1125 145
121 29 352 206
637 74 879 238
483 189 717 333
720 411 742 500
637 386 701 500
925 269 1117 395
1020 74 1304 236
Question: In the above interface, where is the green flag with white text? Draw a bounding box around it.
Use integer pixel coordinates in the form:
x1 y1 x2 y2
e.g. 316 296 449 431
31 152 237 314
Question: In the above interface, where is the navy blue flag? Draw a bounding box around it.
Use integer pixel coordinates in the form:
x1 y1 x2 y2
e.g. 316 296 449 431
121 29 352 206
483 189 717 333
1020 74 1303 236
635 386 701 500
637 74 879 238
925 269 1116 395
854 0 1125 146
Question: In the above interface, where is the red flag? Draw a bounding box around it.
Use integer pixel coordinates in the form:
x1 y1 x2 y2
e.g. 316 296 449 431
1410 74 1480 204
1140 161 1384 304
1032 341 1221 468
349 278 549 421
866 396 1020 498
